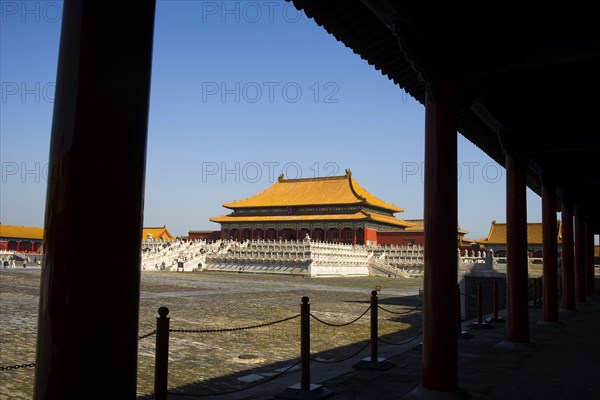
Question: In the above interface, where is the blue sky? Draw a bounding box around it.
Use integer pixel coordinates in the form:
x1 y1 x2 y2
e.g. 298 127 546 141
1 0 550 240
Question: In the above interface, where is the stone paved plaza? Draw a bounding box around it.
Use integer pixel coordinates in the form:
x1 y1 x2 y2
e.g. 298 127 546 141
0 268 423 399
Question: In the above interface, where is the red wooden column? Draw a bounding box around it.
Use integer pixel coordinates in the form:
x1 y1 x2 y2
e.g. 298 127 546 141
585 224 594 296
574 208 587 302
561 199 575 310
33 2 156 400
505 149 529 343
422 82 458 391
541 178 558 322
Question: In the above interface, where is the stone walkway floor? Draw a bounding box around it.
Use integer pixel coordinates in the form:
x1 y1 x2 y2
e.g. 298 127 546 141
231 279 600 400
2 269 598 400
0 268 423 400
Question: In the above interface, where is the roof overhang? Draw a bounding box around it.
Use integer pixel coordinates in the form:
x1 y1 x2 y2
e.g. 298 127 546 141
289 0 600 232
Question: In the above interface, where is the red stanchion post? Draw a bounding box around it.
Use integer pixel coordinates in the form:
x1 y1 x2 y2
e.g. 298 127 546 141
278 296 333 398
300 296 310 391
353 290 394 371
154 306 170 400
370 290 378 363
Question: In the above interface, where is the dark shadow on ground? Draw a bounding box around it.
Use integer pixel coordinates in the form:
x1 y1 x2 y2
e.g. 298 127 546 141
136 304 423 399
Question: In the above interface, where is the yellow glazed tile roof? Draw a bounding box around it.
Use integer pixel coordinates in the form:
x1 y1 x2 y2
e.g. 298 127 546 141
477 221 562 245
223 170 402 213
400 219 468 235
0 225 44 240
366 213 414 228
142 226 175 241
210 211 413 228
403 219 425 232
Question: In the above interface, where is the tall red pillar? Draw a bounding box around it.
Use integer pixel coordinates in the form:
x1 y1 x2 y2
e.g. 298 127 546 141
505 150 529 343
541 178 558 322
585 224 594 296
561 200 575 310
574 209 587 302
422 82 458 391
33 2 156 399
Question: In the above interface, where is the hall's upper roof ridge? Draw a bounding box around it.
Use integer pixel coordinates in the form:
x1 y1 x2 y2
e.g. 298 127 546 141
223 169 403 213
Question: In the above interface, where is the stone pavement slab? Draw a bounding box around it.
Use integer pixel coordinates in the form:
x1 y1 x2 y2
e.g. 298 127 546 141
231 282 600 400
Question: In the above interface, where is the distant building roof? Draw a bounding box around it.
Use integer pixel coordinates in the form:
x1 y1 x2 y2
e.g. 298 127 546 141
222 169 402 213
0 224 44 240
477 220 562 245
142 226 174 241
402 219 468 235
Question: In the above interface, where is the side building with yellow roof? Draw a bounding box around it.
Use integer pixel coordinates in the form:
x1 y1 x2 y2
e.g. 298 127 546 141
142 226 175 241
476 220 562 256
0 224 175 254
0 224 44 253
377 219 472 248
210 169 414 244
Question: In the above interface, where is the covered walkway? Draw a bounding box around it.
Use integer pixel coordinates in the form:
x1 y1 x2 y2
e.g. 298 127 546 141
32 1 599 399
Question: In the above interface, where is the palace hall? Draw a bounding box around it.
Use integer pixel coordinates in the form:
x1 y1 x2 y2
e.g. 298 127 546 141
210 169 414 244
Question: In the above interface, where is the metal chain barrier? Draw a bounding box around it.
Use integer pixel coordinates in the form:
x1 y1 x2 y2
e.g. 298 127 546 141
169 314 301 334
139 330 157 340
377 302 422 315
378 331 422 346
0 363 35 371
152 293 426 399
165 359 302 398
309 306 371 327
311 340 371 364
2 329 158 372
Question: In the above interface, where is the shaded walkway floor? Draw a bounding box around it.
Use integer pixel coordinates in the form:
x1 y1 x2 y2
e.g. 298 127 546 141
216 282 600 400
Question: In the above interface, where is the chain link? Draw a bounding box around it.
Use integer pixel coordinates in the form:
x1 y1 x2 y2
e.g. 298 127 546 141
378 331 422 346
169 314 301 334
0 363 35 371
138 329 157 340
377 303 422 315
311 340 371 364
309 306 370 327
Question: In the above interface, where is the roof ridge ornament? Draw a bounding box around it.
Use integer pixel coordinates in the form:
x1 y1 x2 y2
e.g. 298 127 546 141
347 171 367 202
278 173 285 182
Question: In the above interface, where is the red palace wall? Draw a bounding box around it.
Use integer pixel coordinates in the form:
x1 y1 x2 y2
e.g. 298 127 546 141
188 231 221 241
376 231 425 246
364 228 378 244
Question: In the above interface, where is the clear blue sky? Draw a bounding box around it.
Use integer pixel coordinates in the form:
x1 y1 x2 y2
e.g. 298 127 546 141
1 0 551 240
